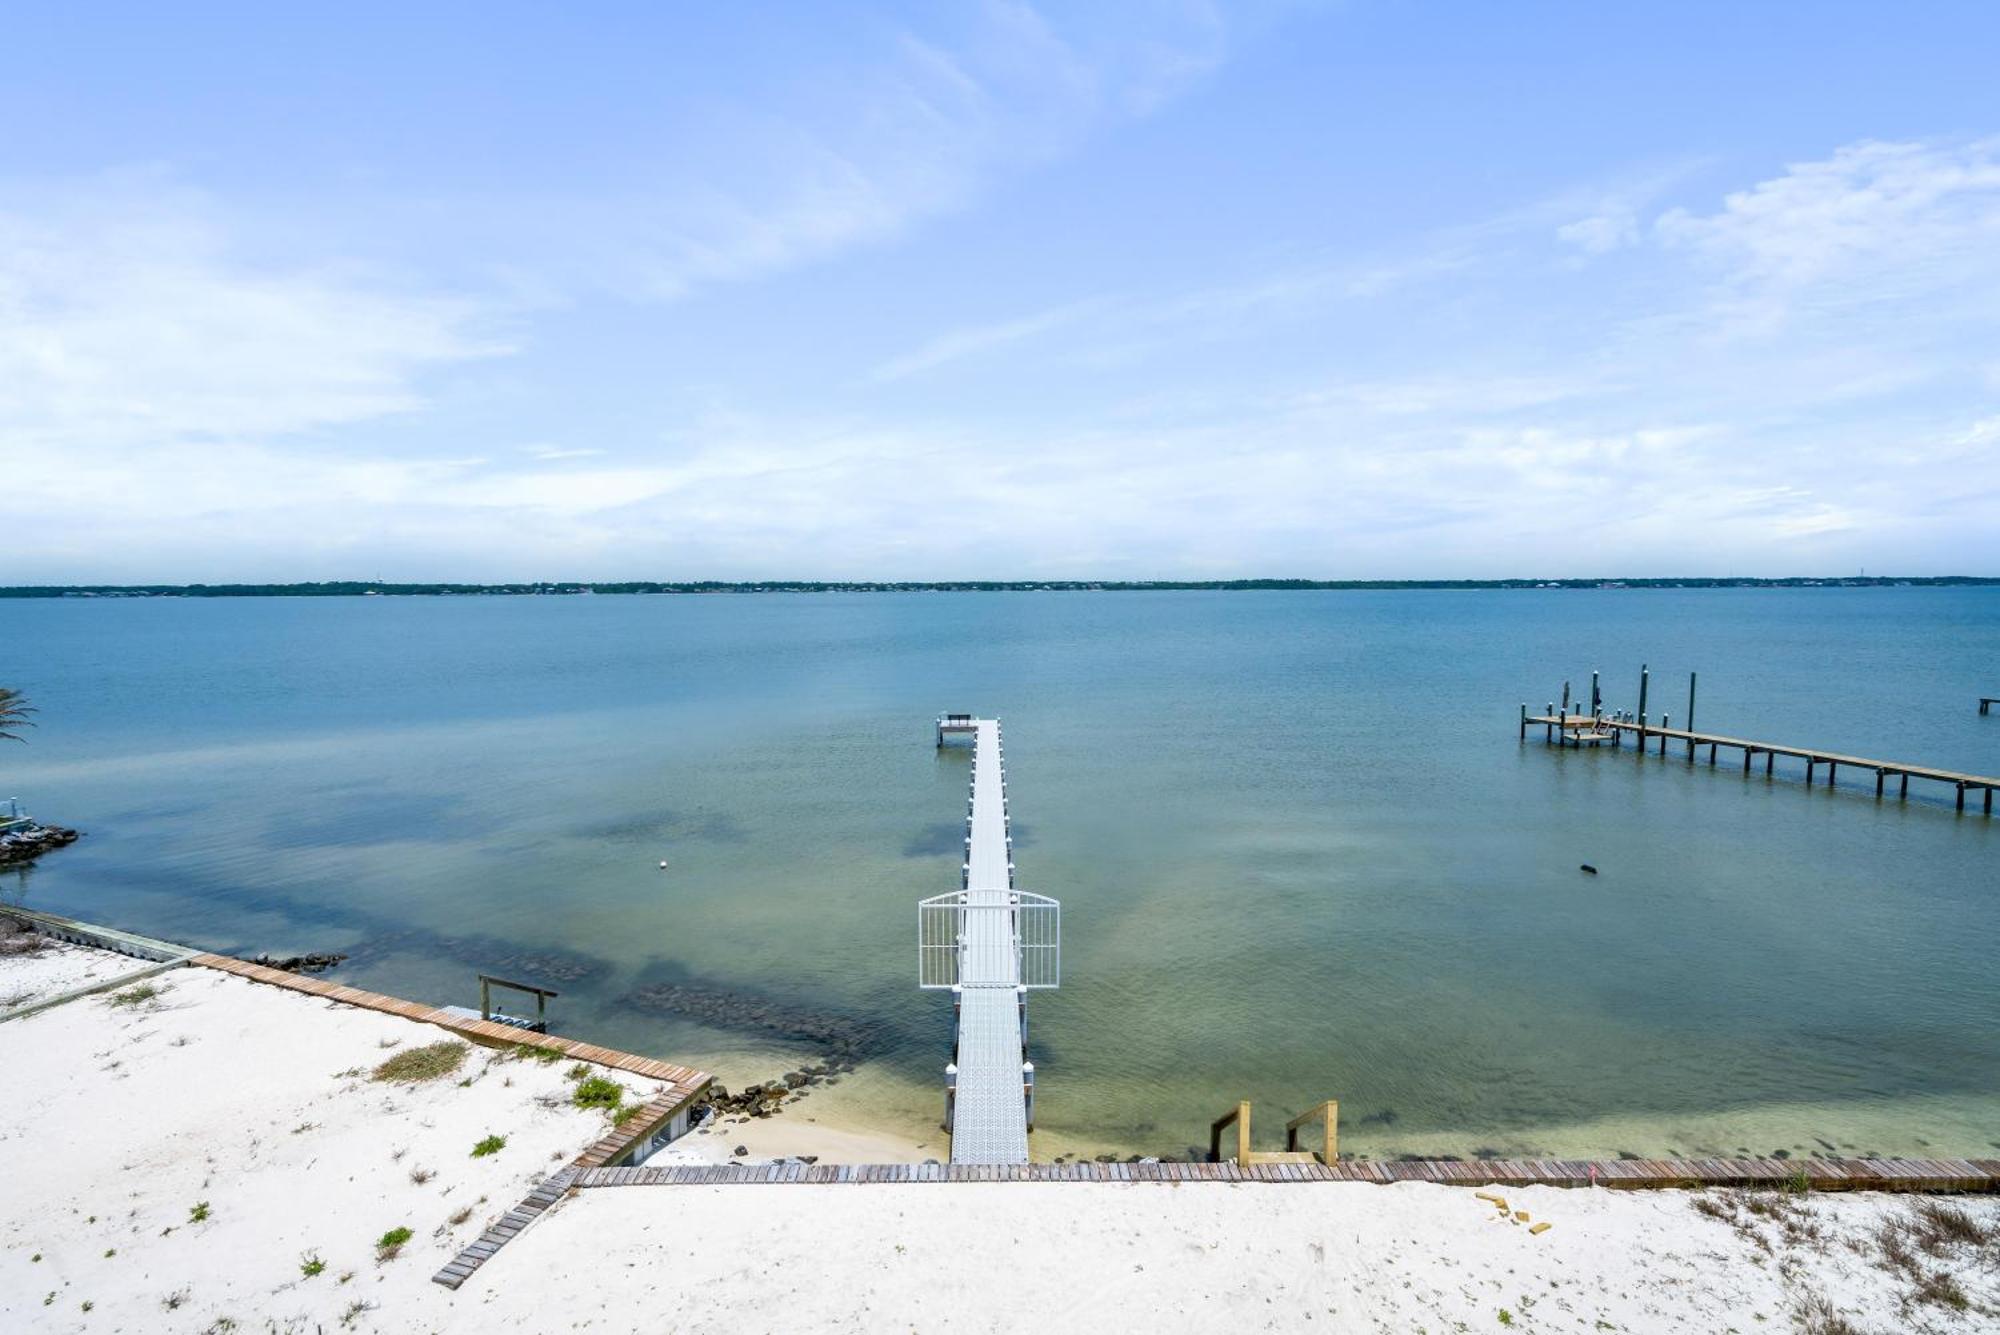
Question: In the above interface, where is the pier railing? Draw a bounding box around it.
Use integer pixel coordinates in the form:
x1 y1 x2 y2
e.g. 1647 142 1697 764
917 891 1060 989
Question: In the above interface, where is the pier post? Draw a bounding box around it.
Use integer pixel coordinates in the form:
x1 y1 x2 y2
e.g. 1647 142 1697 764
1875 769 1885 799
1806 760 1815 786
1744 748 1753 774
1022 1062 1035 1130
1828 761 1837 786
1520 704 1527 740
1637 665 1649 749
944 1063 958 1131
1685 672 1697 760
1900 772 1908 799
1659 714 1670 755
1562 681 1571 719
1956 782 1966 812
1590 670 1600 716
1546 703 1554 743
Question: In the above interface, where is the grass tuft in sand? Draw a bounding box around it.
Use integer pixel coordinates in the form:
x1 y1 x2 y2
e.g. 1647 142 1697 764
370 1040 468 1083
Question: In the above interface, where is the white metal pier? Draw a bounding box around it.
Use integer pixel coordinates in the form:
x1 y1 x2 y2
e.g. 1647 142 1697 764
920 716 1059 1165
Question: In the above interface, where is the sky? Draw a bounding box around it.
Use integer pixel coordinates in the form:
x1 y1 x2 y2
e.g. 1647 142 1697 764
3 1 1999 582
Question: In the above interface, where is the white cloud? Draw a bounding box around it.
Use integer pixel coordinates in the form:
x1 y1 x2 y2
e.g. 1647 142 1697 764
872 298 1109 380
524 446 606 461
1557 209 1640 255
1655 138 2000 333
0 175 504 453
8 128 2000 581
575 3 1238 302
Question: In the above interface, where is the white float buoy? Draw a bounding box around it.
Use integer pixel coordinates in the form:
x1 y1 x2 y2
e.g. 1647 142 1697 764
658 860 669 870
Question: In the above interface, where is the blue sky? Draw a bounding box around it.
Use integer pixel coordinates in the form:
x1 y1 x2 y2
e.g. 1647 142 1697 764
4 1 1998 581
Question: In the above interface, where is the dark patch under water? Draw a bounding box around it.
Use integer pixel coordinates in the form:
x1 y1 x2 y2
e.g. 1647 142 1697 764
619 976 891 1059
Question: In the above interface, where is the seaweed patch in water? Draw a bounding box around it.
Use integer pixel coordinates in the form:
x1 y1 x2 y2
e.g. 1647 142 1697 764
618 979 886 1059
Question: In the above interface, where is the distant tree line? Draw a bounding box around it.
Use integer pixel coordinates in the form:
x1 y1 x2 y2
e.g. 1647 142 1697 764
2 576 1995 598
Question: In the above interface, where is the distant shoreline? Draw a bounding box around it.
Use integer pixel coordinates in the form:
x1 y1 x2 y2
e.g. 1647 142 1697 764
5 576 1997 598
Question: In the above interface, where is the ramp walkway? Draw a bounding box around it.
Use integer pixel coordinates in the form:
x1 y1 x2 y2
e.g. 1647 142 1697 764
922 716 1058 1165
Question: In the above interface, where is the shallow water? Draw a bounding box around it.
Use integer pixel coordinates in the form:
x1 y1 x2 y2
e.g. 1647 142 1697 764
4 590 1996 1161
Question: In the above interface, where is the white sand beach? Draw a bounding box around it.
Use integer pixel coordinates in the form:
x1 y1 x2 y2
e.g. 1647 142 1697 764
0 957 652 1333
2 942 1996 1334
491 1178 2000 1333
0 937 154 1012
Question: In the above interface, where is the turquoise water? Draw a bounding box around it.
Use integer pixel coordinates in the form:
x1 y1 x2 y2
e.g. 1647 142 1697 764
3 590 1996 1161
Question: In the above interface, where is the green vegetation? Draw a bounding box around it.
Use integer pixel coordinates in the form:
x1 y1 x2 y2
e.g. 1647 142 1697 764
106 983 160 1008
300 1252 326 1278
571 1074 625 1112
188 1201 210 1223
0 687 33 743
508 1042 562 1064
470 1134 506 1158
370 1040 468 1083
374 1226 413 1261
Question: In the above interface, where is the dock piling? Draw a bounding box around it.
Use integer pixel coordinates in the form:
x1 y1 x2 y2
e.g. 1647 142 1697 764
1637 665 1649 749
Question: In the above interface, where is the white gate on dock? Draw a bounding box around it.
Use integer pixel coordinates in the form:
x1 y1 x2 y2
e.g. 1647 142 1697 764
917 891 1060 990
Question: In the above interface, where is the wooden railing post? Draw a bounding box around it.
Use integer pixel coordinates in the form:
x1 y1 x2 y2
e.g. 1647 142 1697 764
1285 1100 1339 1164
1210 1101 1251 1165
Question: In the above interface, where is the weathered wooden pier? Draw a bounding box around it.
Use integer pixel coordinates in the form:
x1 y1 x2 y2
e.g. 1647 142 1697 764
1522 667 1999 814
922 715 1059 1165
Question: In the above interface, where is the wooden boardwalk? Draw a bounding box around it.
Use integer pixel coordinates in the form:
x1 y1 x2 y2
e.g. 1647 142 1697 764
571 1155 2000 1192
1526 714 2000 813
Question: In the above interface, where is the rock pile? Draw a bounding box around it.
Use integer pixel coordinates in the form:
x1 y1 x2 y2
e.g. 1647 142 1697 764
0 824 80 868
695 1056 858 1120
250 952 348 974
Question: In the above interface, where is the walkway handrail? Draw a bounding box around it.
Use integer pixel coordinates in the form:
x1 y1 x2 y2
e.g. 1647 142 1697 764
1285 1100 1339 1163
1210 1100 1252 1166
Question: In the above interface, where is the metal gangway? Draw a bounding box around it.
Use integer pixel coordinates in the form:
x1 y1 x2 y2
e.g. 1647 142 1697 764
920 715 1059 1164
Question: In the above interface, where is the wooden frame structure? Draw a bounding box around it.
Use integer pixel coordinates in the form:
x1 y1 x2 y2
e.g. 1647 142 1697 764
479 973 558 1032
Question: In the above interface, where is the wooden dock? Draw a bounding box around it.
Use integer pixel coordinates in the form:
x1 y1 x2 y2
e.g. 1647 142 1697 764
570 1155 2000 1192
1524 711 2000 813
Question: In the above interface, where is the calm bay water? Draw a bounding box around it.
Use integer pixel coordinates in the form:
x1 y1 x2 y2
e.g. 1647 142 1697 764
4 590 1996 1161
